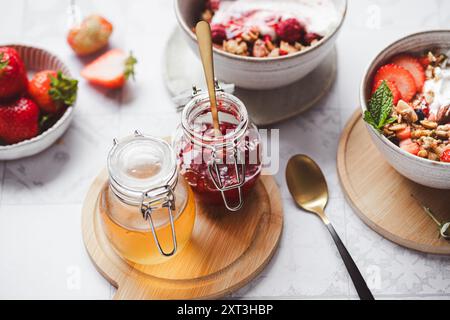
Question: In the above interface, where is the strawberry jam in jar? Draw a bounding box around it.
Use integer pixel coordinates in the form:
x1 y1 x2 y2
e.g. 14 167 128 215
174 88 262 211
99 131 196 265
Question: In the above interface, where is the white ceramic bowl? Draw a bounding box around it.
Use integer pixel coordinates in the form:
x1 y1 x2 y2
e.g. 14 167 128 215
0 44 75 160
360 30 450 190
175 0 347 90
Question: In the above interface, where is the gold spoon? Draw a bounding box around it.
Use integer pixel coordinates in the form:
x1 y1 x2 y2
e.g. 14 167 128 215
286 155 374 300
195 21 220 133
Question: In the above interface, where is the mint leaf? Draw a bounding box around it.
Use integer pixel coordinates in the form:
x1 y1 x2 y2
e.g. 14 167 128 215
364 81 395 131
363 110 377 128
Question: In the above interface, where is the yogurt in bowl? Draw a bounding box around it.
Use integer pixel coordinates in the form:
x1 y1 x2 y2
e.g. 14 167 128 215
203 0 340 57
423 50 450 119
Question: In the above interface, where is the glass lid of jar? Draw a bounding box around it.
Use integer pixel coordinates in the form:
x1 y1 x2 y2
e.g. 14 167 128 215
107 131 177 205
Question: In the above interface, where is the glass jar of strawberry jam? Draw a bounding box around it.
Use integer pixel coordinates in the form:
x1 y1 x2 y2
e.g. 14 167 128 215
174 87 262 211
99 131 196 265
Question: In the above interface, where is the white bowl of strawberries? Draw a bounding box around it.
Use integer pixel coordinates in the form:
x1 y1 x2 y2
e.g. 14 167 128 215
0 45 77 160
361 30 450 190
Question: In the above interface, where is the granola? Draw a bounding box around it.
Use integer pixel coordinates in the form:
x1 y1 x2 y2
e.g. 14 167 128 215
368 51 450 163
198 0 340 58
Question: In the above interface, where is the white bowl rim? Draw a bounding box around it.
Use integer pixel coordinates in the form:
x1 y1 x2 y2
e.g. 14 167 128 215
0 43 75 151
359 29 450 168
174 0 348 63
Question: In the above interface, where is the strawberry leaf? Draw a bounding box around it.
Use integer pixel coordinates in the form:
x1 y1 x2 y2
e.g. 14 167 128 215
48 71 78 108
0 53 9 71
124 51 137 80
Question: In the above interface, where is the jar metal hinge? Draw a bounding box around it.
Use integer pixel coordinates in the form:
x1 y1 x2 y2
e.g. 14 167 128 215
207 142 246 212
140 186 177 257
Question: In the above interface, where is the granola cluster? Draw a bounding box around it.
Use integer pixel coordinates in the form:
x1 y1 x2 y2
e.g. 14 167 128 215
382 52 450 162
199 0 323 58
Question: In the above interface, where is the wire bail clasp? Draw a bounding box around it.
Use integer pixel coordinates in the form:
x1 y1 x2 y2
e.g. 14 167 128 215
140 185 177 257
207 141 246 212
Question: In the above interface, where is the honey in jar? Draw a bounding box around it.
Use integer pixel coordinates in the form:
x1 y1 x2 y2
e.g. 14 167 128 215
99 131 196 265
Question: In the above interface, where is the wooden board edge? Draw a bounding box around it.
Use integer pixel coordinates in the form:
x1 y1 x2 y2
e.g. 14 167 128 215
337 110 450 255
81 170 123 287
82 171 284 299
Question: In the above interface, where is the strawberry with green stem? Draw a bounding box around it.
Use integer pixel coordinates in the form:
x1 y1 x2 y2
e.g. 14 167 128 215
0 47 28 99
81 49 137 89
28 70 78 114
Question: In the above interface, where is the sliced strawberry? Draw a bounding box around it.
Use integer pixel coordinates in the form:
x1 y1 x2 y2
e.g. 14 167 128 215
441 149 450 163
373 64 417 102
396 126 412 140
399 138 413 147
400 140 419 155
418 56 430 68
391 54 425 91
372 80 401 105
81 49 137 89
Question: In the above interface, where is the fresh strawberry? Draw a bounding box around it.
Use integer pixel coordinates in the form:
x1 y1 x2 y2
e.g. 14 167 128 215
391 54 425 91
0 97 39 144
0 47 28 99
373 64 417 102
372 80 401 105
396 126 412 140
275 18 304 43
67 15 113 56
399 138 413 147
441 149 450 163
211 24 227 44
81 49 137 89
399 140 419 155
28 70 78 114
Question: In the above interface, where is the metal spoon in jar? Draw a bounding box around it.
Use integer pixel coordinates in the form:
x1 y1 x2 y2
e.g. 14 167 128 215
195 20 221 134
286 155 374 300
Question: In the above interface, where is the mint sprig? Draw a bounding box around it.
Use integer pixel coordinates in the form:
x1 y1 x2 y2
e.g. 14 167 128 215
364 81 397 131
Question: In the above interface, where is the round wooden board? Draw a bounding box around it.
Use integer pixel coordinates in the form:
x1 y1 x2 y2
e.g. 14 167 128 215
82 171 283 299
337 111 450 255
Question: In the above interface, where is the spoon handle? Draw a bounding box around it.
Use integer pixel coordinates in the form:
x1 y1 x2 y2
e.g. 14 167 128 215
195 21 220 132
326 223 375 300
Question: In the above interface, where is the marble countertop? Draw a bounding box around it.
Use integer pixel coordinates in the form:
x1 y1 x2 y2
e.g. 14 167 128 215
0 0 449 300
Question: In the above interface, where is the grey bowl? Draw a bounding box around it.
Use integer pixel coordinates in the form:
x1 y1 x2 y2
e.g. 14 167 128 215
174 0 347 89
360 30 450 189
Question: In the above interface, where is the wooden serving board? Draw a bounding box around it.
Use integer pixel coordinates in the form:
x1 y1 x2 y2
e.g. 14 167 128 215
337 111 450 255
82 170 283 299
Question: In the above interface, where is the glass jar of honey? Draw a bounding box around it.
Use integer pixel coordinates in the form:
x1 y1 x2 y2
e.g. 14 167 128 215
173 87 262 211
99 131 196 265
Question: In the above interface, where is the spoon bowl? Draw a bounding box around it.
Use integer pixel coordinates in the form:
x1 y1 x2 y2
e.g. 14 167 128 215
286 155 329 222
